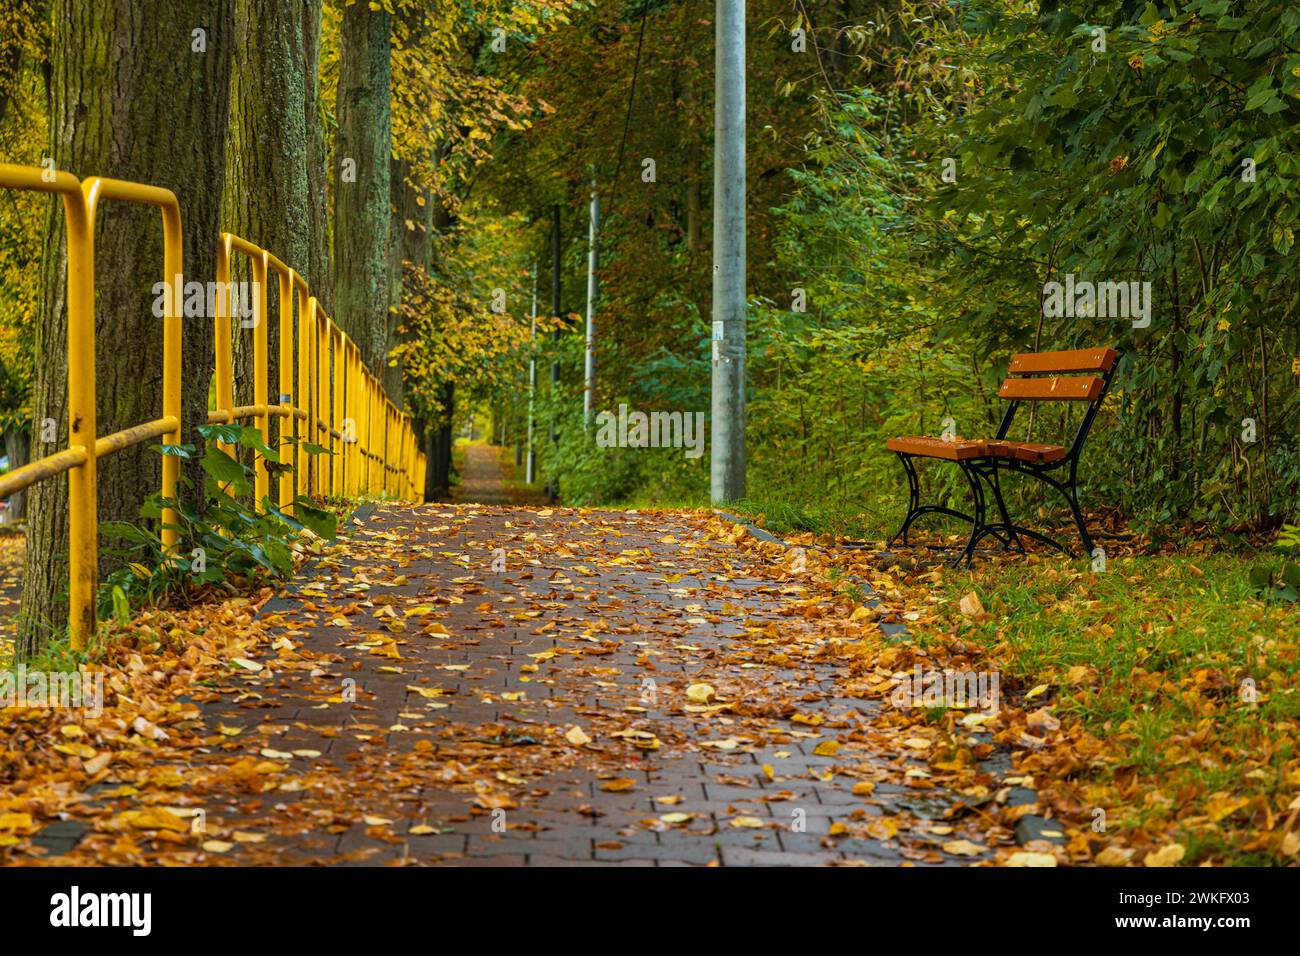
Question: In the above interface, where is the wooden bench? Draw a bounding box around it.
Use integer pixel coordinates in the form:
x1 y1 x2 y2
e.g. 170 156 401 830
886 347 1120 564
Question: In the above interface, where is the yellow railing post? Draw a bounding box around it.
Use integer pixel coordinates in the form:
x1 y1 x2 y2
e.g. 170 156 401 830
402 414 412 500
365 367 376 495
82 178 185 640
252 251 269 510
332 327 344 495
347 340 360 497
274 264 295 511
214 234 234 458
374 379 382 494
306 296 320 496
316 306 329 496
296 287 312 502
381 401 390 497
407 418 416 500
388 401 396 497
67 181 97 650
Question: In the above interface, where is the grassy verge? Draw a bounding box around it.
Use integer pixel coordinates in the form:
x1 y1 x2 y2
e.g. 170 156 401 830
908 550 1299 864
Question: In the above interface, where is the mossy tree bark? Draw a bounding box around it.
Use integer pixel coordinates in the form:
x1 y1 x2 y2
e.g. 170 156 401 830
223 0 312 460
333 0 391 373
301 0 332 314
19 0 233 654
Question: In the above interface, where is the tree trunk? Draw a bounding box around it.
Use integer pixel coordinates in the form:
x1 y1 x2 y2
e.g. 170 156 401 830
427 381 454 498
302 0 332 312
384 155 405 400
387 152 435 402
223 0 311 455
387 8 436 401
20 0 233 654
2 426 30 522
333 0 391 373
684 75 701 251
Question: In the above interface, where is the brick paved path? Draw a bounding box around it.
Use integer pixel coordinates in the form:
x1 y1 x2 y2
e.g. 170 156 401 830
454 442 515 505
171 502 991 867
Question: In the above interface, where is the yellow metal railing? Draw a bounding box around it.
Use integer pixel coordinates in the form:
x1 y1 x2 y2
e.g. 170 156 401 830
212 231 424 505
0 162 427 650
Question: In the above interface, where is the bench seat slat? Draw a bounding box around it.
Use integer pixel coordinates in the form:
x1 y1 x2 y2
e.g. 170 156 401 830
1008 347 1118 374
998 375 1103 401
886 436 988 461
987 440 1066 463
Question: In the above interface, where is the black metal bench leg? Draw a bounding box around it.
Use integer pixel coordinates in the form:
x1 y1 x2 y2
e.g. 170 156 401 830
953 462 985 567
987 464 1026 553
888 453 921 547
1064 481 1094 557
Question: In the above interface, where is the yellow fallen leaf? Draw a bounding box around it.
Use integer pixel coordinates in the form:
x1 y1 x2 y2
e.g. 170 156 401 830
686 683 715 703
1204 794 1250 823
866 817 899 840
1144 843 1185 868
1094 846 1135 867
84 752 112 775
363 815 394 827
942 839 985 856
1005 851 1057 867
812 740 840 757
565 726 592 746
0 812 33 832
729 816 766 828
116 808 189 832
202 840 234 853
53 742 97 759
600 778 637 792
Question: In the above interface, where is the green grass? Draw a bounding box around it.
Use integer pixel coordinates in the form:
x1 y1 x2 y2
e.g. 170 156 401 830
918 551 1300 860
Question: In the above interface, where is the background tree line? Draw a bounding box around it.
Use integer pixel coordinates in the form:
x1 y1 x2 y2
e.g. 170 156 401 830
480 0 1299 545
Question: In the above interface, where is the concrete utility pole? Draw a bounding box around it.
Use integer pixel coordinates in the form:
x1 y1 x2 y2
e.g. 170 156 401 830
711 0 747 502
548 205 562 501
526 261 538 484
583 179 599 429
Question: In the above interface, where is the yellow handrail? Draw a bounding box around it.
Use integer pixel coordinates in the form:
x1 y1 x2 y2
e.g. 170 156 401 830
0 163 426 650
211 232 422 508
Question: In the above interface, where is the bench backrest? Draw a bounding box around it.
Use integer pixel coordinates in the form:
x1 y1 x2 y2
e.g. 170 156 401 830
994 347 1120 464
